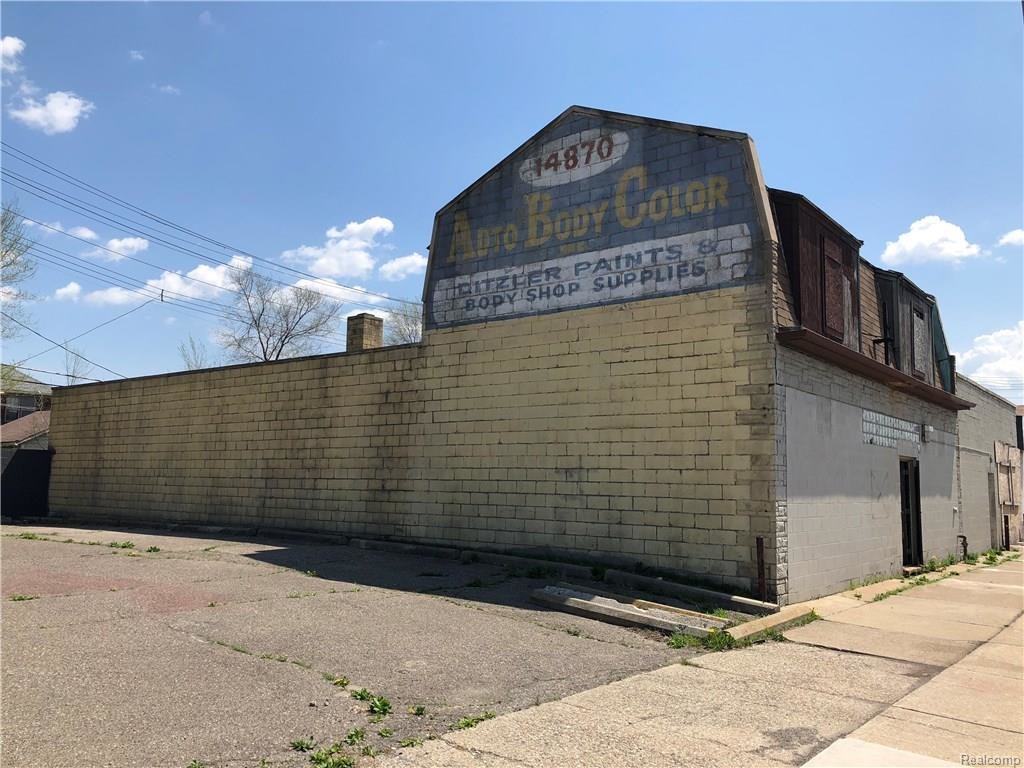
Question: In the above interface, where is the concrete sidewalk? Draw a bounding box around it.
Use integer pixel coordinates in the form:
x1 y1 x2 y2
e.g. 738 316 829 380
380 559 1023 768
796 559 1024 767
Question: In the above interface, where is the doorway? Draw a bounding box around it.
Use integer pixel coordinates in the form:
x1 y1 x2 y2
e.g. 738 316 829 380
900 458 923 567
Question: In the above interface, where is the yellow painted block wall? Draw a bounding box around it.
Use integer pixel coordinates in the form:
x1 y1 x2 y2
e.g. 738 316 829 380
49 283 775 594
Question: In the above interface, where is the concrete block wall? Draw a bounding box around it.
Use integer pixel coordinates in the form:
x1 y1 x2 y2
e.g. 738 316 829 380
776 346 959 602
49 282 777 596
955 375 1017 553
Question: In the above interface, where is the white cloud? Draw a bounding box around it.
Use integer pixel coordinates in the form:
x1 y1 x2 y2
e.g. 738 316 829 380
129 50 145 61
84 255 252 305
89 236 150 262
880 216 982 266
293 277 389 304
9 90 95 135
68 225 98 241
282 216 394 279
957 321 1024 403
153 83 181 96
83 286 139 306
54 281 81 301
379 252 428 282
1 36 25 73
24 220 97 240
342 307 390 323
997 229 1024 248
146 255 251 299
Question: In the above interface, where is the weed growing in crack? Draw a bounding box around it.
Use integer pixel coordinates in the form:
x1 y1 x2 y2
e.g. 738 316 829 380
666 632 702 649
398 737 423 748
350 688 373 701
343 728 365 746
323 673 349 687
377 728 394 738
308 744 353 768
409 705 426 716
108 541 135 549
454 711 496 730
368 696 392 716
146 546 161 553
290 737 316 752
8 594 38 602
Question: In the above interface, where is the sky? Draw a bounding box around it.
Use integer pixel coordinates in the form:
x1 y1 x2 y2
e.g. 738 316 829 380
1 1 1022 401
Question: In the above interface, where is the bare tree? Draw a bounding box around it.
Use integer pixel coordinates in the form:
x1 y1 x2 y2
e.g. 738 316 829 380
63 344 95 385
216 267 341 362
1 200 35 339
384 301 424 345
178 333 213 370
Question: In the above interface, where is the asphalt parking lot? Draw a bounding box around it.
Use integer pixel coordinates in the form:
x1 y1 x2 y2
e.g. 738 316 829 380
1 524 685 768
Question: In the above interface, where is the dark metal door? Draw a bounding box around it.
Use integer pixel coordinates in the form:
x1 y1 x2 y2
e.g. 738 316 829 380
900 458 923 567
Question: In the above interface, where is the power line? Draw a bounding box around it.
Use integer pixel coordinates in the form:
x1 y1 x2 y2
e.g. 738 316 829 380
0 312 125 379
1 142 420 307
29 250 350 349
15 299 155 367
27 242 352 350
2 364 104 383
15 211 393 322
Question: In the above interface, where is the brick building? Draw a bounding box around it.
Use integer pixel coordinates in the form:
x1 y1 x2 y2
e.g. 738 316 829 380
48 107 979 604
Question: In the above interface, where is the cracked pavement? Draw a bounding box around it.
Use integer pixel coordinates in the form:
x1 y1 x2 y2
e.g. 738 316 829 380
1 524 683 767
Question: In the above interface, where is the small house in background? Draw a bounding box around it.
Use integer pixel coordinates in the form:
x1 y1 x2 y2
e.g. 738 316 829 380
1 410 52 517
1 367 52 425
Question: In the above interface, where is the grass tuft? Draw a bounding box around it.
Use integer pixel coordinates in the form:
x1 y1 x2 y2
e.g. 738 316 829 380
9 594 39 602
368 695 392 716
290 737 316 752
454 711 496 730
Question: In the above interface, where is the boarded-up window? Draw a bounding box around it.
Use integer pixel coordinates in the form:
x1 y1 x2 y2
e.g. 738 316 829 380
823 235 844 341
911 306 928 377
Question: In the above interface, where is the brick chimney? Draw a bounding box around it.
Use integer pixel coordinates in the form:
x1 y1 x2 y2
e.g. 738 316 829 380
346 313 384 352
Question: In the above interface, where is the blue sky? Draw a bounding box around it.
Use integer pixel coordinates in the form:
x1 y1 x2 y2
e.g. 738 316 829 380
1 2 1021 400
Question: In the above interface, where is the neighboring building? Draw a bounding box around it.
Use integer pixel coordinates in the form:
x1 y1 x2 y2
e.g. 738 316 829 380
1 410 52 517
1 367 52 425
955 375 1022 551
48 106 978 604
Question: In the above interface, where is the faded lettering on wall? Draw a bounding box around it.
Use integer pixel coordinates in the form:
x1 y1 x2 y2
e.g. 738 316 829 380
426 110 761 328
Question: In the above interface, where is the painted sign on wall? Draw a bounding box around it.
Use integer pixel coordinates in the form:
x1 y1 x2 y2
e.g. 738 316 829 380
425 108 763 329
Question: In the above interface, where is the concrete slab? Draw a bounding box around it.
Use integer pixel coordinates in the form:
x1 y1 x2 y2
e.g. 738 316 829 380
824 601 1001 642
957 569 1024 587
445 663 880 767
784 620 975 666
870 592 1022 628
989 615 1024 646
807 595 862 617
955 641 1024 677
852 707 1024 764
895 665 1024 732
688 642 933 704
803 737 957 766
904 577 1024 609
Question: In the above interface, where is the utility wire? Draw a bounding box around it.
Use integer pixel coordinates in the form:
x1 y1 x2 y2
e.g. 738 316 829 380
30 252 350 348
15 210 394 321
2 364 104 383
15 299 155 366
0 312 125 379
27 242 351 346
1 143 420 307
